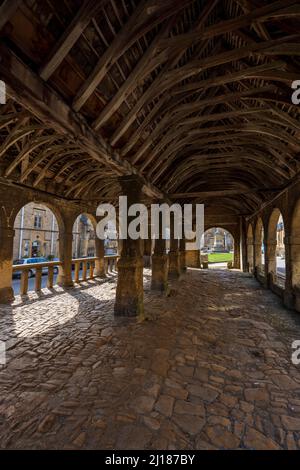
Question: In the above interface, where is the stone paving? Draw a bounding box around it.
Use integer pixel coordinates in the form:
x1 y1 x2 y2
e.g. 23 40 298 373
0 268 300 449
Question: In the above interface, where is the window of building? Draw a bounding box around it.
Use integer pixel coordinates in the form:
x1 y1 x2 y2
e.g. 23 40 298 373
34 214 43 229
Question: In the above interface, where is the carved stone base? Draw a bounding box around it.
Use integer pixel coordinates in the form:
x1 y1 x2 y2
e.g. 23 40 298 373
0 287 14 304
57 269 74 288
114 256 144 317
94 258 106 278
151 254 168 292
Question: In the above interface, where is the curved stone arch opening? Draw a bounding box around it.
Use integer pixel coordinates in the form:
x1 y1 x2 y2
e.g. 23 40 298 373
10 201 64 295
247 223 254 273
255 217 265 273
13 201 63 262
290 199 300 289
267 208 286 287
72 213 97 259
201 226 234 269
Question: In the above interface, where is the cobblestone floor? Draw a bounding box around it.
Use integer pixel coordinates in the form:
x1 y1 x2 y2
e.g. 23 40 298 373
0 268 300 449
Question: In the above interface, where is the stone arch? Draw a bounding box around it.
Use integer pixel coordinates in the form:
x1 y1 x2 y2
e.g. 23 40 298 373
204 224 235 241
201 226 234 268
247 223 254 273
267 208 286 286
290 199 300 289
13 201 64 261
255 217 265 272
72 213 97 259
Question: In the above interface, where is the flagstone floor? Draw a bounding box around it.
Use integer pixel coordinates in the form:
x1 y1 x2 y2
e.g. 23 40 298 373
0 268 300 450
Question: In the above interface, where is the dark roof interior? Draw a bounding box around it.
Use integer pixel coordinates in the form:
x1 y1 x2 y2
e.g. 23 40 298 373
0 0 300 213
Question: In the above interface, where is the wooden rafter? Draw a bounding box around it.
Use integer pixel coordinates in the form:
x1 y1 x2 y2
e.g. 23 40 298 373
1 0 300 213
39 0 107 80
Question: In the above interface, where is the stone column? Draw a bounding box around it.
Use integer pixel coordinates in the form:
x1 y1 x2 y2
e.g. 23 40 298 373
185 249 201 268
240 217 248 272
233 235 241 269
143 221 152 268
254 241 262 278
179 236 186 273
247 236 254 273
185 225 201 268
266 239 277 287
151 208 169 291
168 212 181 279
94 237 106 277
57 223 74 288
115 175 144 317
0 226 15 303
283 235 294 309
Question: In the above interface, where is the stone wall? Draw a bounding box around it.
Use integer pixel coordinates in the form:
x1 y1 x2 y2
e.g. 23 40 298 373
246 179 300 312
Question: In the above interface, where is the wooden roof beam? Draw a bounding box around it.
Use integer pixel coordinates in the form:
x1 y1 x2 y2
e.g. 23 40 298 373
0 46 163 200
0 0 22 30
110 1 220 146
73 0 194 112
39 0 107 81
92 15 176 130
110 33 299 147
159 0 299 50
168 188 276 199
171 61 292 96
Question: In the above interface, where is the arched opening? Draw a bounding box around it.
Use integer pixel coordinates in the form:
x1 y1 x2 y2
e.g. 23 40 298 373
71 214 98 282
267 209 286 287
72 214 96 259
291 200 300 289
255 218 265 273
12 202 60 293
201 227 234 269
104 220 118 256
247 224 254 273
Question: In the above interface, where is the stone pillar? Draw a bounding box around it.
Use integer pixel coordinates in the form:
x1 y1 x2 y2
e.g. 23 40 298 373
151 206 169 292
57 225 74 288
247 237 254 273
266 239 277 287
143 225 152 268
185 249 201 268
0 226 15 303
94 237 106 277
254 241 262 277
179 236 186 273
283 235 294 309
115 176 144 317
168 212 181 279
233 236 241 269
185 223 200 268
240 217 248 272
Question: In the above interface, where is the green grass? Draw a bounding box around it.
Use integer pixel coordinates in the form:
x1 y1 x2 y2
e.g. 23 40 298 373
208 252 233 263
